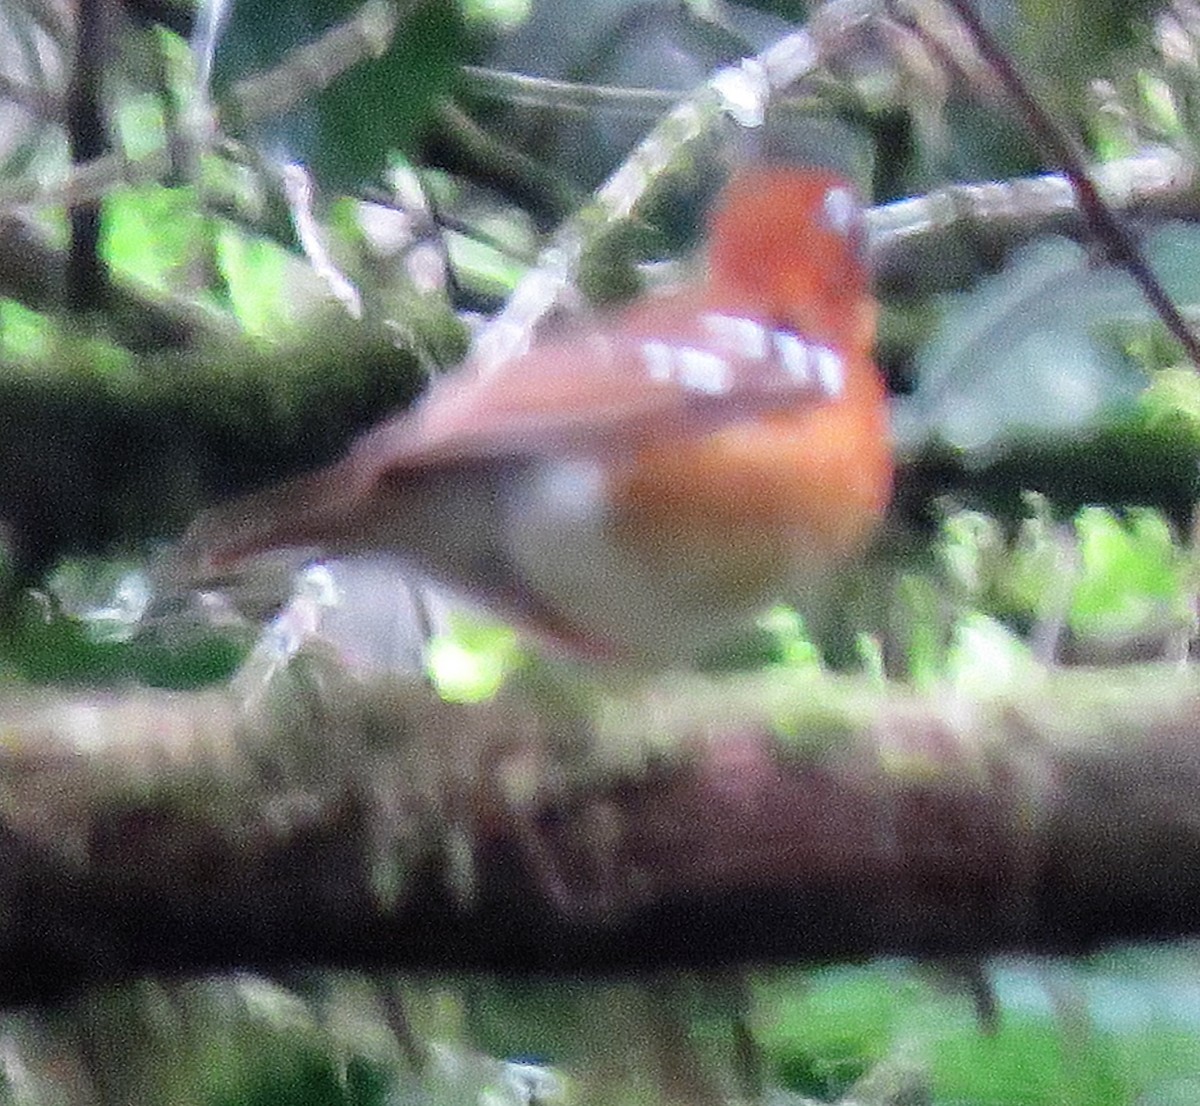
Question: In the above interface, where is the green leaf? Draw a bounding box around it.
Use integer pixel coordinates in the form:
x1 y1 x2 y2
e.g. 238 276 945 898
102 185 207 295
213 1050 390 1106
896 236 1150 456
427 616 520 703
216 0 467 189
313 0 467 188
1070 506 1189 639
215 227 294 336
754 970 911 1101
0 594 245 689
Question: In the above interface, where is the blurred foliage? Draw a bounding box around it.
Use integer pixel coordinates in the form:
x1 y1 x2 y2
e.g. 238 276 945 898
933 497 1195 669
0 589 244 688
214 0 469 188
1 0 1200 1104
426 615 520 702
477 0 792 190
1016 0 1161 111
4 955 1200 1104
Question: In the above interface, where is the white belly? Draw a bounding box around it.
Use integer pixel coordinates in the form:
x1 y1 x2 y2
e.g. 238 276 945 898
501 457 779 660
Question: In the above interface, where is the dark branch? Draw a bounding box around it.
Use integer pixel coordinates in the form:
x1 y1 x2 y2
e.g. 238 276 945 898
0 665 1198 1002
933 0 1200 370
65 0 111 314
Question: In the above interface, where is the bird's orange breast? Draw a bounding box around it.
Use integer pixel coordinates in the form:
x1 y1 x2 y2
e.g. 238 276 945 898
606 165 890 597
608 342 890 595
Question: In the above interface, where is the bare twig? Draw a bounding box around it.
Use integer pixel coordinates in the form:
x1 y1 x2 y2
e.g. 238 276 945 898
0 73 62 121
227 0 405 127
866 149 1199 290
280 162 363 319
0 147 167 212
22 0 73 44
464 19 852 374
461 66 679 117
931 0 1200 370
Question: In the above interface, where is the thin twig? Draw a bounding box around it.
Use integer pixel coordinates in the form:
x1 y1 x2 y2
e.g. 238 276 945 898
461 66 679 117
280 162 363 319
228 0 406 127
465 23 845 373
23 0 73 44
933 0 1200 371
866 150 1198 287
0 73 62 122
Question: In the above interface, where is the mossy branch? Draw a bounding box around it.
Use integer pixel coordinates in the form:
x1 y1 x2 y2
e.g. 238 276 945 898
0 659 1196 1002
0 307 465 571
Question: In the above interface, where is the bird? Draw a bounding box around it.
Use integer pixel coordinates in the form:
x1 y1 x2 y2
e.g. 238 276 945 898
178 165 892 664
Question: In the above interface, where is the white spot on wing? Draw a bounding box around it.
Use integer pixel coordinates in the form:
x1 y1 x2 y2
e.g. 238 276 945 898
773 332 812 383
815 346 844 396
641 339 674 382
823 186 858 239
702 313 768 359
641 315 843 405
678 347 732 394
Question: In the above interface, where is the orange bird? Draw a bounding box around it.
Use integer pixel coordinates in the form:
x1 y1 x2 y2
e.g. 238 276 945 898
182 166 892 662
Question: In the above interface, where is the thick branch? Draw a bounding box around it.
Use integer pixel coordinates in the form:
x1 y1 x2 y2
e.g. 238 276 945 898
0 663 1196 1002
0 310 443 571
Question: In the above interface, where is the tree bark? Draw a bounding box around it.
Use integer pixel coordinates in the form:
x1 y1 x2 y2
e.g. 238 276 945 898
0 661 1196 1003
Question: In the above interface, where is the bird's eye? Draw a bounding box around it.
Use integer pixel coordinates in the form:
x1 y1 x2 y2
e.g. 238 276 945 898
822 185 858 238
822 184 867 265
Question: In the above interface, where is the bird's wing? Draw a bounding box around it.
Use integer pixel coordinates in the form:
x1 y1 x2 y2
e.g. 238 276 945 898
179 297 854 573
347 292 851 473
